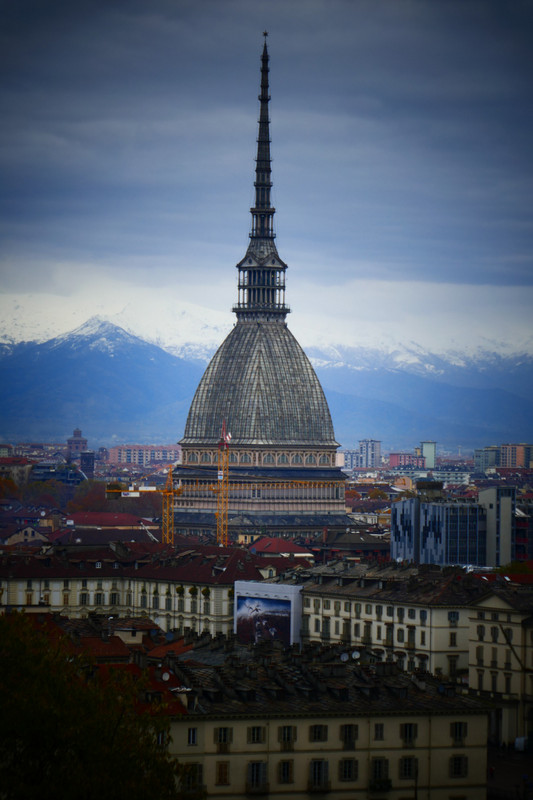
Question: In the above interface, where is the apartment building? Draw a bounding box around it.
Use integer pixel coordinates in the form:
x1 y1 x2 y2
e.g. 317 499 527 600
0 543 283 636
469 587 533 746
299 572 486 678
107 444 181 467
169 643 488 800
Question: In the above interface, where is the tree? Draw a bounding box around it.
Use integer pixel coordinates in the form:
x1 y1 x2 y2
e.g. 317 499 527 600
0 612 182 800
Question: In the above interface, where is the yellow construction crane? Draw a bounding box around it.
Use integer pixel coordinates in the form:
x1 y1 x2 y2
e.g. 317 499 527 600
107 420 343 548
215 422 231 547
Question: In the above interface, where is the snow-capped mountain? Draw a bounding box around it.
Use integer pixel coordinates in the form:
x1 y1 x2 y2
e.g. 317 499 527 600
0 317 532 451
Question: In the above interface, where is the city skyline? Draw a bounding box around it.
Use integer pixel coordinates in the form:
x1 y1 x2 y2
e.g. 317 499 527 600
1 0 532 356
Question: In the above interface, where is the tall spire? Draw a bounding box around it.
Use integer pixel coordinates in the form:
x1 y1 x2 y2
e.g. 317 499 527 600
233 33 290 322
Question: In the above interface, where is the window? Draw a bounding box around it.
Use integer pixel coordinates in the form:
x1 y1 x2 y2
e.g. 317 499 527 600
165 596 172 611
248 726 265 744
304 597 311 608
476 645 484 666
371 757 389 780
448 611 459 626
215 762 229 785
420 630 426 646
505 674 512 694
203 601 210 615
214 727 233 751
408 608 416 620
374 723 384 741
504 628 513 643
334 601 341 615
477 625 485 641
397 607 405 621
278 725 297 750
397 628 405 643
450 722 468 745
354 623 360 637
344 601 351 612
400 723 418 746
140 595 147 609
309 759 329 789
182 763 203 791
247 761 267 790
365 603 372 615
309 724 328 742
80 592 89 605
448 655 459 677
399 756 418 779
187 727 197 746
490 626 499 642
278 760 294 784
314 618 321 633
340 724 358 749
323 600 330 610
339 758 358 781
449 632 457 647
386 606 394 617
63 579 70 589
491 672 498 692
420 609 427 624
449 756 468 778
95 592 104 606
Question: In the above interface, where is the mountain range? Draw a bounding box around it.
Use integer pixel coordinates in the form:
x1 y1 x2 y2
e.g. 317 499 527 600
0 316 532 453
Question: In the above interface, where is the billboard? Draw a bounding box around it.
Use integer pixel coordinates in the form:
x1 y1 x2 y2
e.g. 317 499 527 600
234 581 302 647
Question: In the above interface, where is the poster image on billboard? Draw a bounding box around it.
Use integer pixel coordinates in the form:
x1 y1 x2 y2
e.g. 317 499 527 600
236 595 291 647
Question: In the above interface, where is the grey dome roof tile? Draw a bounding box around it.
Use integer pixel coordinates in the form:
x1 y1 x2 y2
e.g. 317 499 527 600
181 321 337 446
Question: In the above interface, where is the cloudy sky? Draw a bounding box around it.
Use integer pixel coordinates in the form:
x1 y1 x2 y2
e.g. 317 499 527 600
1 0 532 355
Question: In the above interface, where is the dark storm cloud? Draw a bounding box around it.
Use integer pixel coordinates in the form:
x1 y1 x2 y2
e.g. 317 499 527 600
1 0 532 299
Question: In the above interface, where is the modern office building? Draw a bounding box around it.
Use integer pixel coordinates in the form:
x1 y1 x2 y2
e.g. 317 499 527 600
391 497 487 566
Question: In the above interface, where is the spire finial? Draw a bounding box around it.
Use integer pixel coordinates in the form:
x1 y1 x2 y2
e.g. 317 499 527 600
232 35 290 321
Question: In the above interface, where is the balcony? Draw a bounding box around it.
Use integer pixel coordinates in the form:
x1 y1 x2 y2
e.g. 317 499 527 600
308 780 331 793
280 741 294 752
246 782 269 795
342 739 356 751
369 778 392 792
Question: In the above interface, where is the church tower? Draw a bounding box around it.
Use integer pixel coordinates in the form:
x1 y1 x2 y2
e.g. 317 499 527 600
176 36 348 538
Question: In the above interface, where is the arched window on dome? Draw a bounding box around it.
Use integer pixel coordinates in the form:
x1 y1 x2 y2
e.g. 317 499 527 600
188 453 198 463
201 452 211 463
319 454 330 465
291 454 303 465
278 453 289 464
240 453 252 464
263 453 275 464
306 455 317 465
229 452 238 463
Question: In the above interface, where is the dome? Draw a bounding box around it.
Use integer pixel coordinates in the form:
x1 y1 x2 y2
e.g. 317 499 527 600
181 320 337 447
